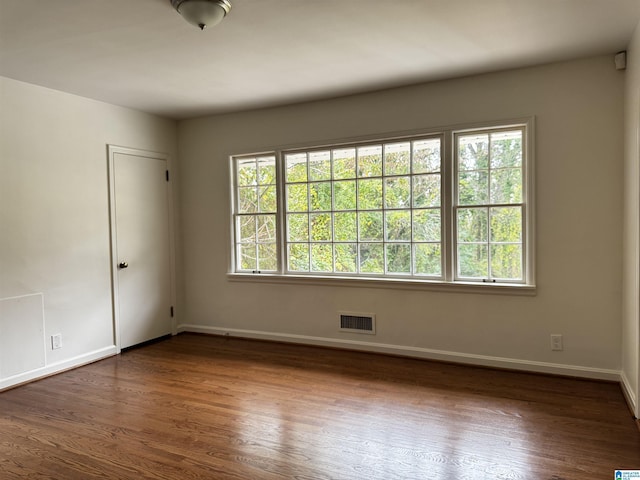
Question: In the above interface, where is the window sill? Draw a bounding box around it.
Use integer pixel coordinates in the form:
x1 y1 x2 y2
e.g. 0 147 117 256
227 272 536 296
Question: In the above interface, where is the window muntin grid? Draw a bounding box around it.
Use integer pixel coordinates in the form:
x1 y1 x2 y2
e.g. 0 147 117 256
284 136 442 277
234 155 278 272
454 128 525 282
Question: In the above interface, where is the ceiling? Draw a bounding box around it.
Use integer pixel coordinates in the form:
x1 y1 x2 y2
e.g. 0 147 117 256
1 0 639 120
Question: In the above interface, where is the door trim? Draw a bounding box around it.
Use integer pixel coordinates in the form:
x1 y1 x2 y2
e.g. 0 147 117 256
107 145 178 353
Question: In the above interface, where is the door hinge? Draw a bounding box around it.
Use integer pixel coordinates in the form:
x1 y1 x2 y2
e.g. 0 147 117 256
170 306 174 317
166 170 170 182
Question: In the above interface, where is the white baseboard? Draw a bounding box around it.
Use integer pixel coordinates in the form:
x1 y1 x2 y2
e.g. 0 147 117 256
0 345 117 391
620 370 639 418
178 324 620 382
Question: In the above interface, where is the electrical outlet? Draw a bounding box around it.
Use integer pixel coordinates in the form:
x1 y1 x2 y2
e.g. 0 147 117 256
550 334 563 351
51 334 62 350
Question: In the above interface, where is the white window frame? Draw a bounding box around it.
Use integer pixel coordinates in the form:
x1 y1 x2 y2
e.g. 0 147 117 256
229 118 535 295
453 125 530 285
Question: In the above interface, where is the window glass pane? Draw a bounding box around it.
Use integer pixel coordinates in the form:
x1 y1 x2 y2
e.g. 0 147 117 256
384 176 410 209
288 244 309 272
490 168 522 204
335 243 357 273
413 209 440 242
310 213 332 241
386 244 411 274
237 158 257 186
238 187 258 213
238 215 256 243
359 243 384 273
333 148 356 179
384 142 411 176
457 208 488 242
458 134 489 171
257 215 276 243
458 244 488 278
285 153 307 182
357 178 383 209
311 244 333 272
258 185 277 213
458 171 489 205
309 182 332 211
309 151 331 181
240 244 256 270
334 180 356 210
413 174 440 208
490 131 522 168
358 212 383 241
491 244 522 280
287 214 309 242
257 244 277 271
357 145 382 177
413 138 441 173
414 244 441 276
385 210 411 241
334 212 357 241
490 207 522 243
286 184 308 212
257 157 276 184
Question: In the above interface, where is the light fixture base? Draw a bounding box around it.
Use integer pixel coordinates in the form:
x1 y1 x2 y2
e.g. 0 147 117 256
170 0 231 30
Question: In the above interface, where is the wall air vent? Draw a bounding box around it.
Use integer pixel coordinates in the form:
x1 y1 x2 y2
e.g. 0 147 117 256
339 312 376 334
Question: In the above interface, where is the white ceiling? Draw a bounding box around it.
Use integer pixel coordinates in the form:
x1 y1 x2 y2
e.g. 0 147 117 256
1 0 639 120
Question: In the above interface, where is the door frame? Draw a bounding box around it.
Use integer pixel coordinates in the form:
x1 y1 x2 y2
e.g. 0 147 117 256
107 145 178 353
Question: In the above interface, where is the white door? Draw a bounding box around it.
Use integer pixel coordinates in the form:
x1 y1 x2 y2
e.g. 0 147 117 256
109 146 173 349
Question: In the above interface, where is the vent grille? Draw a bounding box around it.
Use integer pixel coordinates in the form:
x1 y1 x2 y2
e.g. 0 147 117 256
339 313 375 334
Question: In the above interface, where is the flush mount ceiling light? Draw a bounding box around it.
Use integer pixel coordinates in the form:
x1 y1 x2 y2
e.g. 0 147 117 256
171 0 231 30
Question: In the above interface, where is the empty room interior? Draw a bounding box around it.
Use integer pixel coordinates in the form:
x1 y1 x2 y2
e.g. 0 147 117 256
2 0 640 478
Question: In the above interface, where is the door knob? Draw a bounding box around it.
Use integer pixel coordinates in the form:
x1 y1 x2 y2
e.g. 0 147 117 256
119 262 129 269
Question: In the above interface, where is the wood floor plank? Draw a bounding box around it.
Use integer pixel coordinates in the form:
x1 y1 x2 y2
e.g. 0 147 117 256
1 333 639 479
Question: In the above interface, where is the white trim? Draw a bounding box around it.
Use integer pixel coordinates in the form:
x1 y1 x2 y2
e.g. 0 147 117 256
0 346 117 391
525 117 536 286
107 145 120 351
177 324 618 381
442 131 454 282
228 272 536 295
621 370 638 417
166 153 179 336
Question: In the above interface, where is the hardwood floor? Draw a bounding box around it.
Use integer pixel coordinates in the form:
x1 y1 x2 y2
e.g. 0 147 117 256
1 333 639 479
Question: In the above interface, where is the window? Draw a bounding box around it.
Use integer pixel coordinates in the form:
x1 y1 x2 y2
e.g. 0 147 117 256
234 155 278 272
283 137 442 276
454 128 526 283
231 120 533 289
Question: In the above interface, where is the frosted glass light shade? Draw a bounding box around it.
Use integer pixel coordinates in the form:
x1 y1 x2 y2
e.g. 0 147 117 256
171 0 231 30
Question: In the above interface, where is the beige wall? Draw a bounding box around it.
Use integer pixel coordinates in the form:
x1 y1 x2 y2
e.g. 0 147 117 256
0 77 178 388
623 23 640 416
0 53 630 391
178 56 624 378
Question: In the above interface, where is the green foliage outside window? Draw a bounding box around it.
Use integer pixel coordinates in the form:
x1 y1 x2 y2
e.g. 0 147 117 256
235 156 278 271
456 130 523 280
283 138 442 277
